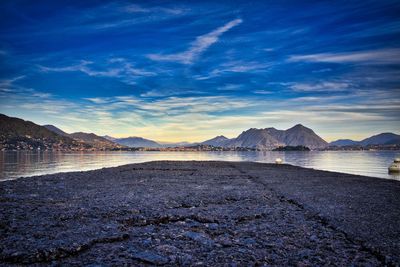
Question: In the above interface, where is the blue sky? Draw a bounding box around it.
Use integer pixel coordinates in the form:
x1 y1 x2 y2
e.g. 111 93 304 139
0 0 399 142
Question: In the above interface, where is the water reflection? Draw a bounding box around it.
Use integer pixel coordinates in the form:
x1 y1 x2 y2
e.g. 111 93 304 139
0 150 399 181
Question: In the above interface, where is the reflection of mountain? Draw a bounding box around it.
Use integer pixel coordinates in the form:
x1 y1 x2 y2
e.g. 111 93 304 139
330 133 400 147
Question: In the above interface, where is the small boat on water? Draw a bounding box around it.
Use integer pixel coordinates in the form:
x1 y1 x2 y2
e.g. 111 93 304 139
388 158 400 173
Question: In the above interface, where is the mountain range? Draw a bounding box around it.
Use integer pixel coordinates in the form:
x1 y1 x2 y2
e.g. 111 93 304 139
329 133 400 147
201 135 231 147
0 114 76 150
1 113 399 150
42 125 124 149
104 125 328 149
103 136 160 148
224 124 328 149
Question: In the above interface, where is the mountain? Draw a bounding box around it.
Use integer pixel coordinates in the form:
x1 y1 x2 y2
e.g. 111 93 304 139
102 135 117 142
103 135 161 148
112 137 161 148
225 124 328 150
160 141 196 148
0 113 77 149
44 125 123 150
329 133 400 147
278 124 328 148
43 124 69 137
329 139 359 146
226 128 282 149
68 132 124 149
360 133 400 146
201 135 230 146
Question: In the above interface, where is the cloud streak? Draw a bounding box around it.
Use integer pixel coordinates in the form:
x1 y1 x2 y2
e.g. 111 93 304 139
38 59 155 82
39 60 119 77
148 19 242 64
288 48 400 64
195 60 269 80
290 82 351 92
123 4 186 15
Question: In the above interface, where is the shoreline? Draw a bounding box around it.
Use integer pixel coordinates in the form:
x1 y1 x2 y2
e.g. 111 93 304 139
1 161 400 265
2 150 400 181
2 147 400 152
0 159 395 182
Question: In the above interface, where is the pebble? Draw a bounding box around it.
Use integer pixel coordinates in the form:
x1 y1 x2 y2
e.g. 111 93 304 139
129 249 169 265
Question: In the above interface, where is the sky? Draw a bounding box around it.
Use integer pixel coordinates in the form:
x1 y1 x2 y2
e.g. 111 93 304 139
0 0 399 142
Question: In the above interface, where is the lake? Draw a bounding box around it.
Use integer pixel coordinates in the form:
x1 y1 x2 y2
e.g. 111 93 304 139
0 150 399 181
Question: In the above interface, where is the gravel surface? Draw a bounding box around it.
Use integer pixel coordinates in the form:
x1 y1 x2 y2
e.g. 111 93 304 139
0 161 399 266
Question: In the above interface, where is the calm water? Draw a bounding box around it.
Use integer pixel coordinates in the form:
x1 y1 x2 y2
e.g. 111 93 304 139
0 150 399 181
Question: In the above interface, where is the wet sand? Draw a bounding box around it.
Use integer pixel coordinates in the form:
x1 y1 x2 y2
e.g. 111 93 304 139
1 161 399 266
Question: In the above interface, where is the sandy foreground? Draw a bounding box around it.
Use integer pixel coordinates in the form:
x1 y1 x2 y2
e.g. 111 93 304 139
0 161 399 266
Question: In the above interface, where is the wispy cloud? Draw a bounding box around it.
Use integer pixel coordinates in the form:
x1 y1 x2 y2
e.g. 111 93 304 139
38 59 155 81
70 3 189 31
123 4 186 15
216 61 269 73
253 90 273 95
0 75 26 88
148 19 243 64
195 60 269 80
39 60 119 77
312 68 332 73
263 48 275 52
288 48 400 64
290 82 351 92
83 97 113 104
140 89 206 97
217 84 243 91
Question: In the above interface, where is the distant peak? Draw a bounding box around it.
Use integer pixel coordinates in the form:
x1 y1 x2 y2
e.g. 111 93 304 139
376 132 395 136
246 128 261 132
287 124 310 131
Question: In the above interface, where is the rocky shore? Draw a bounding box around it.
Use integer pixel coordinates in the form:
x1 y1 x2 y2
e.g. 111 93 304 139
1 161 399 266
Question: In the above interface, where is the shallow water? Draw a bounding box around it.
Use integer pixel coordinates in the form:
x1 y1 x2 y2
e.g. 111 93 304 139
0 150 399 181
